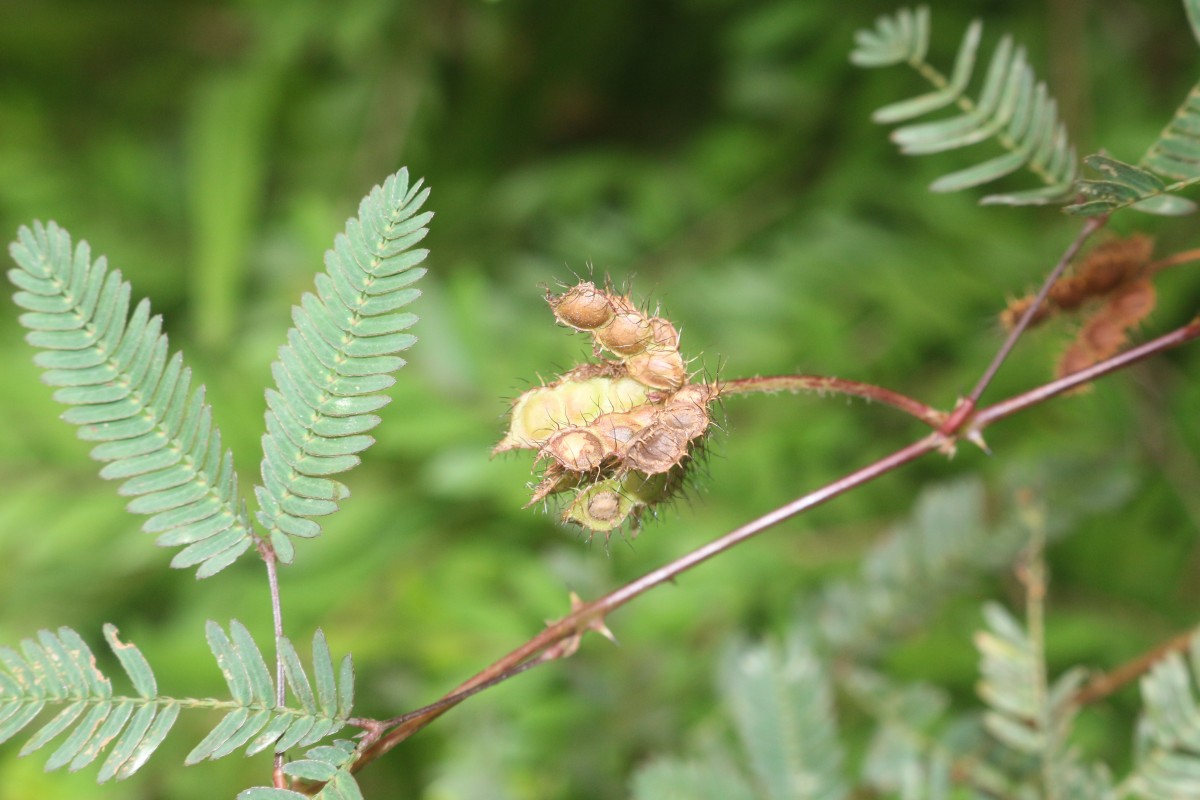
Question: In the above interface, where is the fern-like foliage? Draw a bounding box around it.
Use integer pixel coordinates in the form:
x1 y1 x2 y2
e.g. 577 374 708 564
851 6 1079 205
238 739 364 799
1120 629 1200 799
0 622 354 781
7 222 255 577
631 632 847 800
1065 154 1200 216
1062 0 1200 216
254 169 431 562
974 602 1115 798
818 479 1025 659
187 621 355 765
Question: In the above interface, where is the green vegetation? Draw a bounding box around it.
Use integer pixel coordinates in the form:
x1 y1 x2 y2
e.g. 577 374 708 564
1 1 1199 798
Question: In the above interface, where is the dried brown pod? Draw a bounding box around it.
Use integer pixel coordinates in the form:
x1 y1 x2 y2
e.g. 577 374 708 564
625 349 686 391
1057 279 1156 379
646 317 680 351
624 425 688 475
1000 235 1154 331
1050 235 1152 312
595 312 654 357
542 428 607 471
549 282 615 331
659 384 715 439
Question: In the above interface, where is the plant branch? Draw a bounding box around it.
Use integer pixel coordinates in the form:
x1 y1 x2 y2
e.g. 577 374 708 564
1072 627 1198 707
257 542 288 788
967 315 1200 432
1148 246 1200 275
347 311 1200 778
719 374 945 428
354 432 946 771
940 215 1108 435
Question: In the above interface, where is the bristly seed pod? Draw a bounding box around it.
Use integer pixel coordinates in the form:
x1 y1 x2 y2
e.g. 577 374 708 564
625 349 686 391
504 279 719 539
595 312 654 357
624 425 688 475
543 428 607 471
549 282 615 331
646 318 680 352
566 480 635 532
494 375 650 454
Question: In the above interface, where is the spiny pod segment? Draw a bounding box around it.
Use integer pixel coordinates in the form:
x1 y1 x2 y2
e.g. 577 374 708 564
500 281 718 538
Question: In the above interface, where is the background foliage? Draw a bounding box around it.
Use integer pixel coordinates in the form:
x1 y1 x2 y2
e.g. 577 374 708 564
1 1 1199 797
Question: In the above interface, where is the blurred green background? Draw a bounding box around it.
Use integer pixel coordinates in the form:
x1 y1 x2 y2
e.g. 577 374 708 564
2 0 1199 797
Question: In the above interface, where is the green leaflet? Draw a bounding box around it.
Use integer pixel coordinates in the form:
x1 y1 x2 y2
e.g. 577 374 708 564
1121 630 1200 799
238 740 363 799
0 623 356 780
0 626 177 781
254 168 432 558
631 632 848 800
851 6 1078 205
7 222 256 577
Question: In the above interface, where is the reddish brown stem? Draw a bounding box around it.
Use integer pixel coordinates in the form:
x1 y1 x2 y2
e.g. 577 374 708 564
1147 246 1200 275
967 316 1200 431
355 432 945 770
719 374 945 428
939 215 1108 435
1073 628 1197 707
350 314 1200 777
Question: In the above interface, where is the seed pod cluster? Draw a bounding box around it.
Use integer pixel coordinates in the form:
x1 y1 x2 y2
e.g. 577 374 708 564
548 281 686 390
499 281 719 537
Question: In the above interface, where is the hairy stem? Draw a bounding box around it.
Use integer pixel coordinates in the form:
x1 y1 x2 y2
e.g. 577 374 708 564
719 374 945 427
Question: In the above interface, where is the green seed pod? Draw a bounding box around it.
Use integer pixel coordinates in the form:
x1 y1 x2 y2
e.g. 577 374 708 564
564 479 636 532
621 468 683 509
549 282 614 331
495 375 650 453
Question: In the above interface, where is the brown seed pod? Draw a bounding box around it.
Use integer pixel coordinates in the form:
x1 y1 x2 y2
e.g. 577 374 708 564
1000 235 1154 332
1050 235 1152 311
646 317 680 351
595 312 654 357
624 424 688 475
549 282 615 331
543 428 607 472
1056 279 1156 379
588 405 658 455
659 387 713 439
625 349 686 391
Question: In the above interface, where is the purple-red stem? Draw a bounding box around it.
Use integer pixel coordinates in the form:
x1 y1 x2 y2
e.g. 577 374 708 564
351 314 1200 774
719 374 945 428
939 214 1108 434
